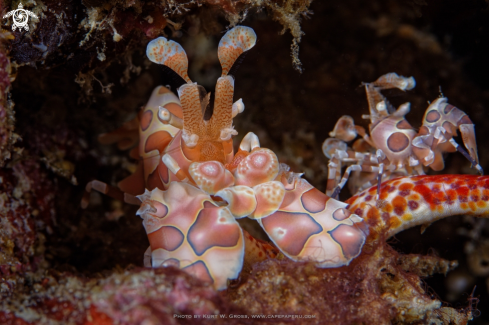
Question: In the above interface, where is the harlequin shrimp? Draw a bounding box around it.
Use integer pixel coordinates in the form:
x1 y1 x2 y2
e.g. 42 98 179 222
323 73 483 198
83 27 489 291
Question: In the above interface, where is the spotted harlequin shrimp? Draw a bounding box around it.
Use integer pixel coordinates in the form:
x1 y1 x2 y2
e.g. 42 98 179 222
323 73 483 198
83 26 489 291
82 26 283 290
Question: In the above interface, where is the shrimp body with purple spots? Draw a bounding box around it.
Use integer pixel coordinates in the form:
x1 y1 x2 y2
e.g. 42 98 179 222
323 73 482 198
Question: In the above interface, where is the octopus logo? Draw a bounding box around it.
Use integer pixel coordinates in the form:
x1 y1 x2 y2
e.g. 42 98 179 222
3 3 38 32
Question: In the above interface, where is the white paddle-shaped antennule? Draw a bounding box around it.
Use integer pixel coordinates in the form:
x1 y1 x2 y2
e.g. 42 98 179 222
218 26 257 76
146 37 191 83
210 26 256 140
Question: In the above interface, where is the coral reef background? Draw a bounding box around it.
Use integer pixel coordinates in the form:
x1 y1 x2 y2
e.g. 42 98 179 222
1 0 489 323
